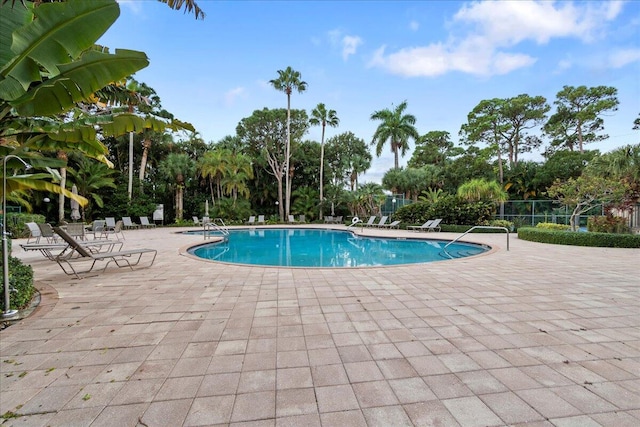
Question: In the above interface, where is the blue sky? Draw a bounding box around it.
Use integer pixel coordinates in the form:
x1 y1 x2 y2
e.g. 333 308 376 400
100 1 640 183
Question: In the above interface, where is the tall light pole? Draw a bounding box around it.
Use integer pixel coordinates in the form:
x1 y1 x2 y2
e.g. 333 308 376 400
3 155 31 318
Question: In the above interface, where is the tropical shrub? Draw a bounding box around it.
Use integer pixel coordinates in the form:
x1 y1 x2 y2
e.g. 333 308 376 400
518 227 640 248
588 216 630 234
212 198 252 222
394 194 494 225
0 256 34 311
5 213 46 238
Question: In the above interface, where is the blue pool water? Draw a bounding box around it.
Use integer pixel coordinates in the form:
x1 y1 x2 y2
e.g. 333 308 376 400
188 228 489 267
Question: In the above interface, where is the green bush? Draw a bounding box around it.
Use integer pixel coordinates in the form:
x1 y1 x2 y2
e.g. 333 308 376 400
394 195 494 226
588 216 630 234
518 227 640 248
4 213 46 238
0 256 34 311
536 222 571 231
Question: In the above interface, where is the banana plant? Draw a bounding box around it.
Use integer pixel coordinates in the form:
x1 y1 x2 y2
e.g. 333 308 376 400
0 0 149 208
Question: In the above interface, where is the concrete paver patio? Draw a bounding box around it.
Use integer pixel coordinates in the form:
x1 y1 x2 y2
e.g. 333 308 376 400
1 225 639 426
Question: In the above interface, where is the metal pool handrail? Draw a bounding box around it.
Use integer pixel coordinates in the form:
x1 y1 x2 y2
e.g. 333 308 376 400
444 225 510 251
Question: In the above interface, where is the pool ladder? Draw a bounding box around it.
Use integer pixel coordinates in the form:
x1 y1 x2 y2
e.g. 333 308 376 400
444 225 510 251
204 218 229 240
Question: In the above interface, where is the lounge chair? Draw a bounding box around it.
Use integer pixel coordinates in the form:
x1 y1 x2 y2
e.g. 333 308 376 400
288 215 297 224
139 217 156 228
407 220 434 232
426 218 442 232
193 216 201 226
105 217 116 231
361 216 376 227
52 226 156 279
101 220 125 240
380 220 401 229
299 215 306 223
37 223 59 243
257 215 265 225
122 216 139 229
374 216 388 228
245 216 256 225
408 218 442 232
334 216 343 224
324 215 333 224
65 222 87 241
25 222 41 243
20 238 123 261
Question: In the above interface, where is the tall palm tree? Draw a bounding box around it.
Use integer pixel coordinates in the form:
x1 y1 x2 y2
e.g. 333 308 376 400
221 153 254 204
309 103 339 218
269 66 307 218
370 100 420 169
199 149 229 204
158 153 195 221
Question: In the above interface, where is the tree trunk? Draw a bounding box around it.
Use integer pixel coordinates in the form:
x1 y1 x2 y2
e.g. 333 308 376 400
58 167 66 223
393 143 399 169
319 123 326 219
285 93 291 218
277 176 284 221
139 138 151 193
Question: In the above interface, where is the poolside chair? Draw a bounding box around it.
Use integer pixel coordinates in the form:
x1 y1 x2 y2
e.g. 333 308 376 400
25 222 42 243
105 217 116 233
361 216 376 227
380 220 401 229
324 215 333 224
65 222 87 241
101 220 125 240
245 215 256 225
374 216 388 228
86 220 106 239
139 216 156 228
52 227 156 279
299 215 306 223
257 215 265 224
426 218 442 232
21 237 124 261
407 220 434 232
334 216 343 224
122 216 139 229
288 215 297 224
193 216 201 226
37 223 59 243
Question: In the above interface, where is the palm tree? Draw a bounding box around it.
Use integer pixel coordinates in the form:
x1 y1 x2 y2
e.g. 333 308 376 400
199 149 229 204
158 153 195 221
221 153 254 204
370 101 420 169
309 103 339 218
67 155 118 221
269 66 307 218
457 179 507 204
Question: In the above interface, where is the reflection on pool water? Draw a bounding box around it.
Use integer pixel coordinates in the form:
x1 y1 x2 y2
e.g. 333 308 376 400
188 228 489 267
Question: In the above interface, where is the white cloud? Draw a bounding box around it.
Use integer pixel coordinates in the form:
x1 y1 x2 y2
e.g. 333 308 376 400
609 48 640 68
342 35 363 60
409 20 420 31
223 87 245 106
328 29 363 61
369 0 626 78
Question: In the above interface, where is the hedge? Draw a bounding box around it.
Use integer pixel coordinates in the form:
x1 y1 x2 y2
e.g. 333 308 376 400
518 227 640 248
0 256 34 311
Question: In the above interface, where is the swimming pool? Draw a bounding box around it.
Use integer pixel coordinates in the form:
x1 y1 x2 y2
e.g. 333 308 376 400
188 228 489 267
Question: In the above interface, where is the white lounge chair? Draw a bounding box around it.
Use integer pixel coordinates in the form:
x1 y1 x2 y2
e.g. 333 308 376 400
139 217 156 228
122 216 139 229
288 215 297 224
380 220 401 229
426 218 442 232
324 215 333 224
105 217 116 231
407 220 434 232
299 215 306 223
361 216 376 227
245 216 256 225
53 227 155 279
25 222 41 243
257 215 265 224
374 216 388 228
